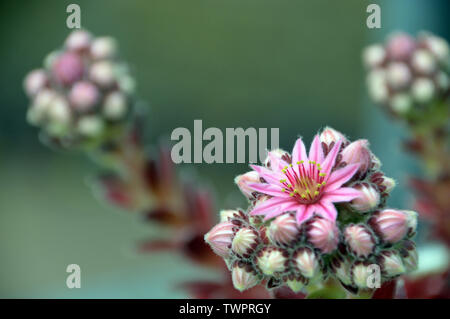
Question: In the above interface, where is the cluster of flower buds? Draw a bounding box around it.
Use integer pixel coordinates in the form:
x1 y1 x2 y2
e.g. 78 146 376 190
363 32 449 117
205 127 418 295
23 29 135 148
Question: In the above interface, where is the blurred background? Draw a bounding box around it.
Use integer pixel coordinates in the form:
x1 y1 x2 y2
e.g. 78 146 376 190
0 0 448 298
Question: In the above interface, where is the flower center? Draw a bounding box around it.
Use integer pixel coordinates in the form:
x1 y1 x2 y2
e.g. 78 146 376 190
279 161 327 204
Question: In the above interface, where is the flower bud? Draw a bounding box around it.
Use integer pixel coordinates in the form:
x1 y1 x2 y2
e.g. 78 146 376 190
319 127 348 146
65 30 92 52
285 274 307 293
263 149 289 168
89 61 116 87
24 69 48 97
344 224 375 258
340 140 372 176
256 247 288 275
268 213 299 246
103 91 128 120
293 247 320 279
76 116 105 137
305 216 339 253
351 261 373 289
27 89 57 125
411 78 435 103
90 36 117 60
371 173 396 194
399 240 418 272
377 250 406 277
386 62 411 89
371 154 382 170
235 171 260 198
349 184 380 212
231 262 260 292
330 256 352 286
52 52 84 86
423 34 449 63
390 93 412 114
46 96 72 136
204 221 235 258
367 70 388 103
363 44 386 68
219 209 245 222
69 81 99 112
369 209 417 244
386 33 416 60
231 227 259 257
411 49 436 75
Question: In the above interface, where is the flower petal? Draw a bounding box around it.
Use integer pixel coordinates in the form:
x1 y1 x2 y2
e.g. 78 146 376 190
321 139 342 177
292 138 308 164
250 196 291 215
316 201 338 221
309 134 324 163
263 201 299 220
250 164 284 185
247 182 289 198
267 152 290 173
323 187 361 202
297 204 316 225
325 164 359 191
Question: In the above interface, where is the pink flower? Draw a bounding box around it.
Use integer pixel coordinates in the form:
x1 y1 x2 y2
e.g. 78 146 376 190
248 135 360 225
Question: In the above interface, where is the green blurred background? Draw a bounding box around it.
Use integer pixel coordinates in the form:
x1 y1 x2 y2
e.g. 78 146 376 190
0 0 448 298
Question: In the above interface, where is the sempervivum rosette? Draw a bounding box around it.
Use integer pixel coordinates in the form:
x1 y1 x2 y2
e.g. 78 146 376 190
205 127 419 296
23 29 135 149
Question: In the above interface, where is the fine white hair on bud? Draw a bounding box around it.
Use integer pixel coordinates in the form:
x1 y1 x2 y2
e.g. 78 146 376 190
256 247 288 276
344 224 376 258
285 274 307 293
204 221 235 258
351 261 372 289
377 250 406 277
369 209 417 244
319 126 348 146
399 240 418 272
235 171 260 199
350 184 380 213
340 139 372 176
305 216 339 253
268 213 299 246
292 247 320 279
231 262 260 292
231 227 259 257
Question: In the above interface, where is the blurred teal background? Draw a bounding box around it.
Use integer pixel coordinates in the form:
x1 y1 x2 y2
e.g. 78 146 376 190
0 0 448 298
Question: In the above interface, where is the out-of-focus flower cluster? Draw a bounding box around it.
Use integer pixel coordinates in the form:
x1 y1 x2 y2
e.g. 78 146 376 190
205 127 418 296
363 32 449 117
24 30 135 148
